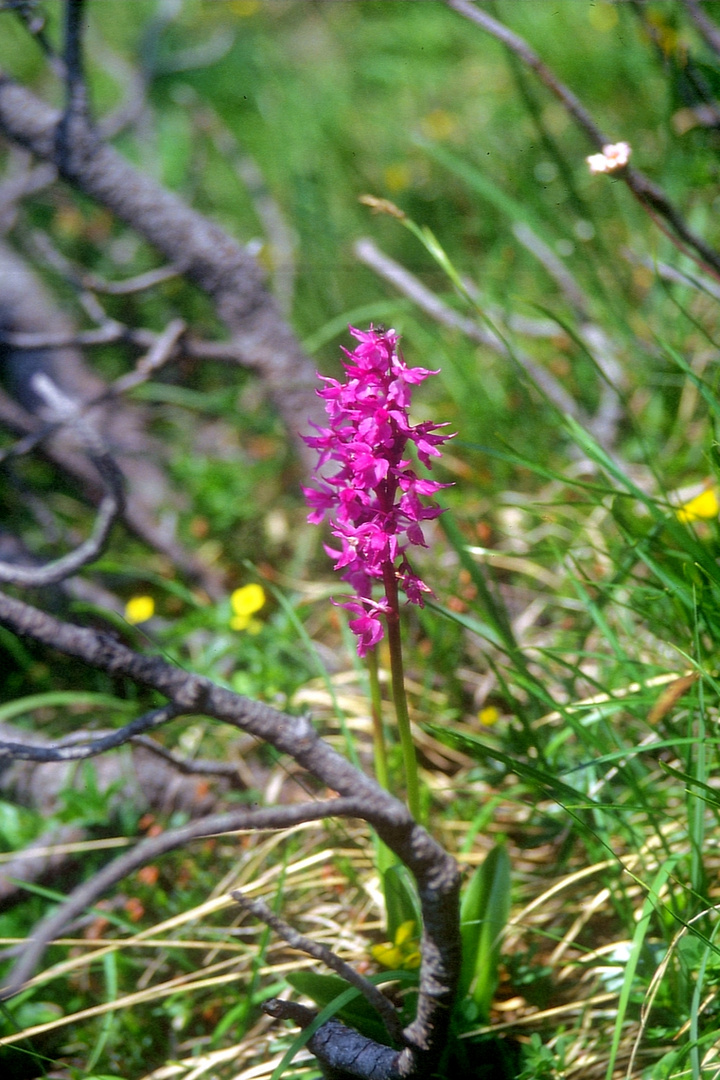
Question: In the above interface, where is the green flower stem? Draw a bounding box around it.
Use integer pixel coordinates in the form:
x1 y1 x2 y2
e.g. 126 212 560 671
366 646 390 792
367 641 397 879
382 561 421 822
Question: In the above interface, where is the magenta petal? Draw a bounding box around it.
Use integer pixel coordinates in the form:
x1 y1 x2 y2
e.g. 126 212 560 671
304 324 455 636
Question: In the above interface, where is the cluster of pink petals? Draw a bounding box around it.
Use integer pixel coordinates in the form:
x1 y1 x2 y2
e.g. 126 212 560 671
303 325 453 655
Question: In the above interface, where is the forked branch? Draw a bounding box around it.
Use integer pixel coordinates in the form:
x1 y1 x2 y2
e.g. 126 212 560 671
0 586 461 1079
0 62 324 467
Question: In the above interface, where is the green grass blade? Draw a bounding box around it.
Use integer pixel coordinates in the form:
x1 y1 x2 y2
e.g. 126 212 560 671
459 843 511 1016
604 857 680 1080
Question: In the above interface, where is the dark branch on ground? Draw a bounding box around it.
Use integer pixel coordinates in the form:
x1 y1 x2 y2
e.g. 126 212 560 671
231 889 406 1047
0 586 461 1079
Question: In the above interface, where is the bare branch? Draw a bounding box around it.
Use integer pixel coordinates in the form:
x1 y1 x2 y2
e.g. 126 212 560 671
96 42 150 141
81 263 182 296
0 704 182 763
28 228 122 326
511 223 589 316
1 796 370 1000
128 735 242 779
353 236 588 426
0 240 224 594
56 0 92 176
264 999 403 1080
0 442 123 587
0 319 182 469
445 0 606 145
512 223 625 448
0 320 238 361
0 716 240 908
8 1 61 76
623 248 720 302
0 586 461 1077
231 890 406 1046
0 67 325 468
445 0 720 280
108 318 186 395
0 155 56 234
0 379 222 594
0 323 126 352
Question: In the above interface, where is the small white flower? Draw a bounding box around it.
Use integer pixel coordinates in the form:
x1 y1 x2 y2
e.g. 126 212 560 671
586 141 632 174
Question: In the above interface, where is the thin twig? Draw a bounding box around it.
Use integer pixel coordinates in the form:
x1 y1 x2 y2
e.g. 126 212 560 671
108 318 186 395
0 322 239 361
0 321 184 466
445 0 720 280
56 0 92 176
0 156 56 235
128 735 242 780
512 223 589 316
29 229 116 327
0 714 243 780
682 0 720 61
0 704 182 763
0 324 127 351
0 432 123 587
622 248 720 302
96 43 150 140
512 223 625 447
445 0 607 145
0 377 224 597
354 235 586 424
82 264 182 295
1 797 370 999
231 890 406 1046
9 0 62 76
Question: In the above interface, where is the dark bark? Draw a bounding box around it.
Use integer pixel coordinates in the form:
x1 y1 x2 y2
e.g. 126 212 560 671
265 1002 404 1080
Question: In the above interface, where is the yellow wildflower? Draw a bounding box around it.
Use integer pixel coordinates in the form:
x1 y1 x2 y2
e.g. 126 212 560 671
479 706 500 727
230 583 266 631
384 162 412 194
370 920 422 971
676 488 720 523
125 595 155 625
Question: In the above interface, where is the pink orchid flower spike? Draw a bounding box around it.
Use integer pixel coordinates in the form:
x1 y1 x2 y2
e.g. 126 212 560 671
303 324 454 656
